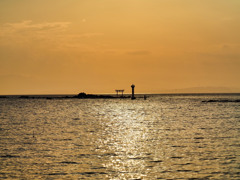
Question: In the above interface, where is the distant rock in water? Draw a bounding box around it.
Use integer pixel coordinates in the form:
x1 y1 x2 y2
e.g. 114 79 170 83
202 99 240 103
77 92 87 98
0 96 7 98
19 96 31 99
75 92 116 99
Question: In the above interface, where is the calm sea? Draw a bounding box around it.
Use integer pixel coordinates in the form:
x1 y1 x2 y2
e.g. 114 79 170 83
0 94 239 179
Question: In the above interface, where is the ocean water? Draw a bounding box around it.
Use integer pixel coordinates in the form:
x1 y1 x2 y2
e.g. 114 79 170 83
0 94 239 179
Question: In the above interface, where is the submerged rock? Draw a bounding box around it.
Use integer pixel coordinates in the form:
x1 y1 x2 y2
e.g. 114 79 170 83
202 99 240 103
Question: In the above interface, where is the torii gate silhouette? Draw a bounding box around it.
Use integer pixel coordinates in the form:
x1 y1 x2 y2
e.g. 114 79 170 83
115 89 124 97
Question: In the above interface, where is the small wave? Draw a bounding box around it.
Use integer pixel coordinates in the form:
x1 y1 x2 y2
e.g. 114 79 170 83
171 156 183 159
202 99 240 103
128 156 150 160
73 172 107 175
230 144 240 147
100 153 118 157
78 154 98 158
149 160 163 163
211 171 222 174
177 169 193 172
160 170 172 173
171 145 187 148
74 144 84 147
0 155 20 158
91 166 107 169
199 157 219 161
194 137 204 139
175 163 192 165
60 161 78 164
47 172 68 176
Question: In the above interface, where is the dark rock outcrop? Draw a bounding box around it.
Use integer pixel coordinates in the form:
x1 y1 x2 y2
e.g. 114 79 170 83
202 99 240 103
75 92 116 99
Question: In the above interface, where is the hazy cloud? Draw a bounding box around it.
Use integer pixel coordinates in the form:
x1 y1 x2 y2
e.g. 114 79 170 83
0 20 71 40
0 20 73 51
3 20 71 32
0 20 104 52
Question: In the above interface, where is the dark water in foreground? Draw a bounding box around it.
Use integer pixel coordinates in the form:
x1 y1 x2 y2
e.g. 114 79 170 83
0 94 239 179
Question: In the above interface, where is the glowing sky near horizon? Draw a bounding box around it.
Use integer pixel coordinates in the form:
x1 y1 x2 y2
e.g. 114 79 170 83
0 0 240 94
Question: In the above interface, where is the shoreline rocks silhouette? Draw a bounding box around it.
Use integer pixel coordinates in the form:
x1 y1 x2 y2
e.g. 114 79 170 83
0 92 130 99
75 92 129 99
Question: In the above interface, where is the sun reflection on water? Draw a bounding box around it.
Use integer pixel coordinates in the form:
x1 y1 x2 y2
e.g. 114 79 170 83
93 100 164 179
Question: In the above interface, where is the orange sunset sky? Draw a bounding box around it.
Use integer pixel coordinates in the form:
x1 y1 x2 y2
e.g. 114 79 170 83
1 0 240 95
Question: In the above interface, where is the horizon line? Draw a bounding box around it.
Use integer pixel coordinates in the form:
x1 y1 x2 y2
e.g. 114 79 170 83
1 92 240 96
